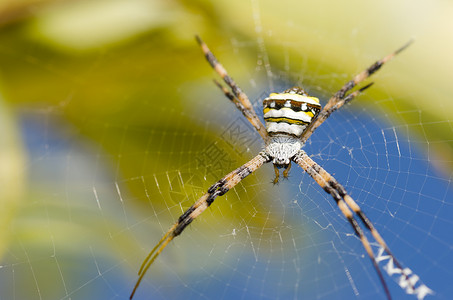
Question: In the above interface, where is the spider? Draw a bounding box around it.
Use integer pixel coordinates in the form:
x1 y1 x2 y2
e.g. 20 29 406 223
130 36 413 299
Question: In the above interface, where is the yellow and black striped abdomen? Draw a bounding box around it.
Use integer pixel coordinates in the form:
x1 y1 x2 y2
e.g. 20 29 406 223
263 87 321 137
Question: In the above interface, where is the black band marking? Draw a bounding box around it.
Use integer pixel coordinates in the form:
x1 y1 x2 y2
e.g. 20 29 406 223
174 216 193 236
178 206 195 223
367 61 383 76
205 52 218 68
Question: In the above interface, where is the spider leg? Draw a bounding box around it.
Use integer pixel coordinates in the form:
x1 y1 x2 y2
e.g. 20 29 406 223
330 40 412 103
213 79 269 141
317 166 408 276
273 164 280 184
130 151 271 299
300 82 373 144
196 35 269 142
293 150 416 300
300 40 412 144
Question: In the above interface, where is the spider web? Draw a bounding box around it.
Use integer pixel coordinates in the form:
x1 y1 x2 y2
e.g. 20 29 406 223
0 1 452 300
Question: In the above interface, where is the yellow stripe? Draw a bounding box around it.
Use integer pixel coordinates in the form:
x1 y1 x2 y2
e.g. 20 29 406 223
264 117 309 125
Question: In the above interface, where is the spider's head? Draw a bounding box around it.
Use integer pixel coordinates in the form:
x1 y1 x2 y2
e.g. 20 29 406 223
263 86 321 137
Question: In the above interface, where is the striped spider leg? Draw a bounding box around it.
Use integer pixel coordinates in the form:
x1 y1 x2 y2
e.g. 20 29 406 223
293 151 393 299
196 35 269 143
130 152 271 299
292 40 415 299
131 37 413 299
299 39 413 144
